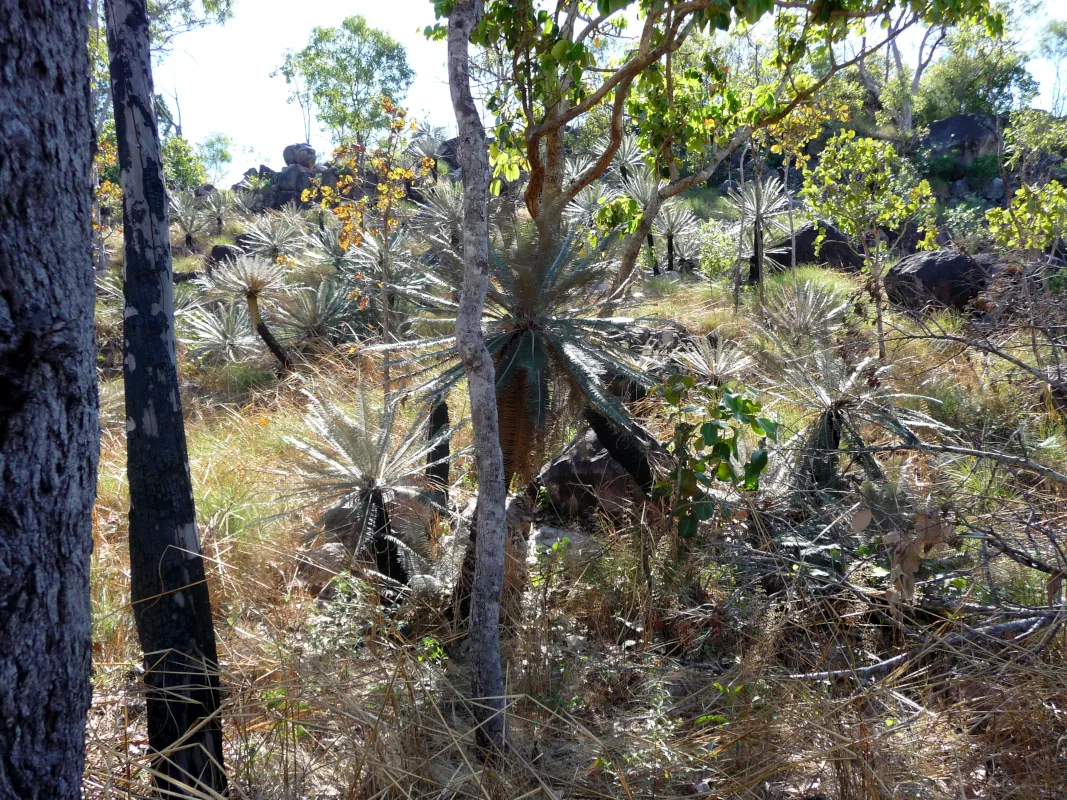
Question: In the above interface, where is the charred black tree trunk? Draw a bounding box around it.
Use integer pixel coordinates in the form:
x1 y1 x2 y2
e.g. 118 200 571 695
667 233 675 272
427 396 451 505
0 4 98 796
368 488 407 586
105 0 227 794
806 409 843 491
647 232 660 276
585 409 655 494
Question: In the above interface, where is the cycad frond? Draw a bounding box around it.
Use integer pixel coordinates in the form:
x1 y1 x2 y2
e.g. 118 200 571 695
762 281 849 345
241 210 306 261
674 336 753 387
654 200 700 238
169 189 207 244
277 279 361 346
565 182 618 225
723 175 793 259
179 301 259 363
198 253 289 298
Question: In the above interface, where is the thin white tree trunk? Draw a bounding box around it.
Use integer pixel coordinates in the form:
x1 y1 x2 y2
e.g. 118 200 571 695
447 0 509 752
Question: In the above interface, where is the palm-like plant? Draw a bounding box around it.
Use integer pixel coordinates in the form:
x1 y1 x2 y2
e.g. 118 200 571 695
564 182 618 226
605 134 647 185
277 279 363 349
202 189 234 235
413 180 466 246
241 209 306 262
410 125 449 181
653 200 700 272
169 189 207 250
762 281 849 346
178 300 260 364
284 389 456 587
197 254 292 368
752 329 945 498
723 175 792 283
621 167 665 274
674 336 753 389
304 222 361 273
384 223 658 486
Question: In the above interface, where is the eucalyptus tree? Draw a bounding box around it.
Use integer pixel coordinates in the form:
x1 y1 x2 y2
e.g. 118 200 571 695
1 3 98 796
105 0 226 792
427 0 1001 287
446 0 510 752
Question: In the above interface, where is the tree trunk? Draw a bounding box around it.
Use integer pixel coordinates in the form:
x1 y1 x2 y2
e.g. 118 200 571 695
246 293 290 370
0 4 98 797
105 0 228 794
447 0 509 753
427 397 451 505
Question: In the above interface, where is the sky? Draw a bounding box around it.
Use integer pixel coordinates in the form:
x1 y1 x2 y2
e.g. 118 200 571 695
156 0 1063 187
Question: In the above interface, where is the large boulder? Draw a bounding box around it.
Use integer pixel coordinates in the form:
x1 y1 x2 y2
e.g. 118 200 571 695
535 429 645 518
208 243 242 265
275 163 313 195
885 250 989 311
923 114 1000 167
283 143 317 168
760 221 865 273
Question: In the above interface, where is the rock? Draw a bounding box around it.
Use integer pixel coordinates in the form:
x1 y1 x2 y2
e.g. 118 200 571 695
951 178 971 197
172 270 200 284
880 220 924 256
760 221 865 272
258 164 276 181
535 429 645 518
208 243 242 265
719 179 740 194
923 114 1001 167
275 163 312 195
243 167 258 180
283 143 317 168
885 250 989 311
529 526 602 569
438 136 461 170
983 176 1005 202
296 542 349 596
193 183 216 198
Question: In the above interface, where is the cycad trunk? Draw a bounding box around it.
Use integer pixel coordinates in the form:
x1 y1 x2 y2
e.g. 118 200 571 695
105 0 227 793
448 0 509 753
427 397 451 505
246 292 290 369
1 3 98 796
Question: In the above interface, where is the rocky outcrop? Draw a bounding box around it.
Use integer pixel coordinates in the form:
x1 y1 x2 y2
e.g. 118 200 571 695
535 429 646 518
282 143 316 168
760 221 865 272
208 243 242 266
923 114 1001 167
885 250 989 311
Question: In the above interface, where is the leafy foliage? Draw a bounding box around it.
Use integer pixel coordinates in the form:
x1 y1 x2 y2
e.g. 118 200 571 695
161 135 207 191
276 16 414 143
987 182 1067 253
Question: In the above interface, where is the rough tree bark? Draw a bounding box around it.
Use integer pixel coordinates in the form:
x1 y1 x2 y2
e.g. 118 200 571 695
447 0 509 752
0 3 98 797
104 0 227 793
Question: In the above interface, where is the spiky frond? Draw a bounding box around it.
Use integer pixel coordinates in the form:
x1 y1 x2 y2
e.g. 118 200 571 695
241 210 306 261
284 389 457 568
169 189 206 243
723 175 792 259
202 189 234 231
304 222 361 272
413 181 465 244
762 281 849 345
198 253 288 299
604 134 647 185
390 221 658 482
654 200 700 238
410 126 448 159
565 182 618 225
621 166 663 206
179 300 259 363
277 279 361 346
674 336 753 388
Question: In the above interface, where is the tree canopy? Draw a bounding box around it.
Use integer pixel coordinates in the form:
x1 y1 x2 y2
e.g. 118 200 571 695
276 16 414 144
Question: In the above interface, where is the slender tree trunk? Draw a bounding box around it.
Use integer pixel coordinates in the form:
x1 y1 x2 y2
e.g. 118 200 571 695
614 192 662 290
427 397 451 506
105 0 228 794
246 293 290 370
447 0 509 753
0 4 98 796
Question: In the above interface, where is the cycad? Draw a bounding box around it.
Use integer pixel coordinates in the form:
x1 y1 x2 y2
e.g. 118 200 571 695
179 300 259 364
653 200 700 272
304 223 361 273
605 134 647 184
761 281 849 346
621 167 665 274
169 189 206 250
410 125 449 181
284 389 456 588
277 279 362 349
241 209 306 262
722 175 792 283
564 182 618 226
385 222 658 486
197 254 292 368
674 336 752 389
753 330 945 498
202 189 234 235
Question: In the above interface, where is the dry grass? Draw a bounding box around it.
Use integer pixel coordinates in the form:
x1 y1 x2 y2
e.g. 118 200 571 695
85 274 1067 799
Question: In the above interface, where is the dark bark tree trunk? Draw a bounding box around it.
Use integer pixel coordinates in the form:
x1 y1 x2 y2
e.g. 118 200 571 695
104 0 227 794
0 4 98 797
646 232 660 276
584 410 654 494
426 397 451 505
448 0 509 753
